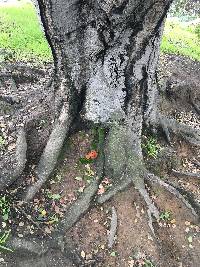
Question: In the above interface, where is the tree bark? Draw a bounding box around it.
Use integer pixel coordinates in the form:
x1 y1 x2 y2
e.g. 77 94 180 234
37 0 171 124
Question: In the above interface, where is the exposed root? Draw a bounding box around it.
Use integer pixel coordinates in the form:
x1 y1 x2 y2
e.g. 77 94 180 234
146 173 198 217
172 169 200 179
7 235 82 266
0 94 20 105
108 206 118 249
97 176 132 204
24 104 71 201
7 237 51 255
193 160 200 168
158 115 200 145
138 186 160 220
191 99 200 115
0 128 27 190
56 178 100 233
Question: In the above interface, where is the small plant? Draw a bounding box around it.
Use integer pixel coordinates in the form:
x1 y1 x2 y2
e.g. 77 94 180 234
0 196 10 221
0 230 13 252
143 259 155 267
46 191 61 201
128 253 156 267
159 210 171 221
0 135 5 148
48 214 59 224
142 137 160 159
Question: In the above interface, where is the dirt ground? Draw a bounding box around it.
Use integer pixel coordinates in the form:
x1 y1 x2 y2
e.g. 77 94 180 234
0 55 200 266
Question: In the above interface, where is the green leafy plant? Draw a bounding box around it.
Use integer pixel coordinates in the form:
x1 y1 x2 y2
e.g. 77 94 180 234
79 157 93 164
0 230 13 252
159 210 172 221
0 196 10 221
48 213 59 224
143 259 155 267
0 136 5 148
46 191 61 201
142 137 160 159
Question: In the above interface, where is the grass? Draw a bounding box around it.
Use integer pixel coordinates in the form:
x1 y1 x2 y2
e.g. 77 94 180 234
142 136 160 159
0 1 52 62
161 18 200 61
0 230 13 252
0 2 199 62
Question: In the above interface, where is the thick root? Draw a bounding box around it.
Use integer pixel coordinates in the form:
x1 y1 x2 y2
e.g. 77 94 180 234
138 186 160 220
146 173 198 217
158 115 200 145
7 237 51 255
108 206 118 249
56 178 100 233
191 99 200 115
7 235 82 266
97 176 132 204
24 104 71 201
0 128 27 190
172 169 200 180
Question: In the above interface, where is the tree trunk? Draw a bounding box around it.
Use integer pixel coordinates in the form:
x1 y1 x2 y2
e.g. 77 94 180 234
3 1 200 264
32 0 168 190
38 0 169 125
37 0 170 154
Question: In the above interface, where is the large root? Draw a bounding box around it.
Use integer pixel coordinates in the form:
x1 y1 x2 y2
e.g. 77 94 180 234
171 169 200 180
7 235 83 266
146 173 198 217
24 104 71 201
97 175 131 204
158 114 200 145
57 177 101 233
0 128 27 190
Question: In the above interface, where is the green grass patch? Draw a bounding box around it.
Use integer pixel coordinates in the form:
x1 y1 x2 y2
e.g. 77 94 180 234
161 18 200 61
0 1 52 62
0 2 199 62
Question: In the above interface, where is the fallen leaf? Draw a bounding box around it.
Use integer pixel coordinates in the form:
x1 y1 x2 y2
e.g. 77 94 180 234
41 209 47 216
185 221 191 226
188 236 193 243
45 227 52 234
18 234 23 238
97 187 105 195
54 205 60 214
170 219 176 224
110 251 116 257
19 222 24 227
75 177 83 181
8 143 16 151
81 250 86 258
185 227 190 233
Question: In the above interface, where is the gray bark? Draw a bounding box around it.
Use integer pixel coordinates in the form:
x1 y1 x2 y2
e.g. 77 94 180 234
37 0 172 127
33 0 173 201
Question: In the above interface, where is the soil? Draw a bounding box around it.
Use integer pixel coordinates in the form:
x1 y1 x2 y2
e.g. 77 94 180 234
0 54 200 267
